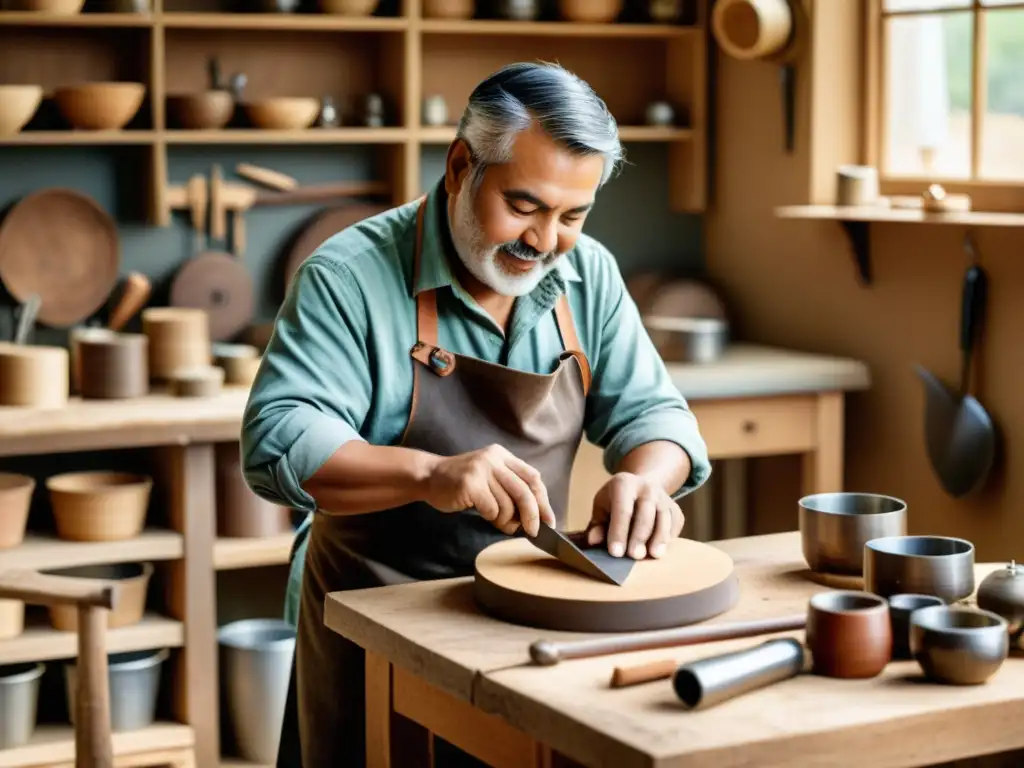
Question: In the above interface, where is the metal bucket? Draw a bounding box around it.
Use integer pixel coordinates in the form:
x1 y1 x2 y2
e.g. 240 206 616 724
0 662 44 749
65 648 168 732
218 618 296 764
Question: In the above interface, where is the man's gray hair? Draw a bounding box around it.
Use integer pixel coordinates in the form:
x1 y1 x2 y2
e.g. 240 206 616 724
455 62 624 189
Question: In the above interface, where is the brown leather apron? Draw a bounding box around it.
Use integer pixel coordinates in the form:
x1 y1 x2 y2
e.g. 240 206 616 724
292 198 592 767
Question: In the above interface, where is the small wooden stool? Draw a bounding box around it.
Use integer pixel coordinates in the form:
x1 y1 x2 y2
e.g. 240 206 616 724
0 570 195 768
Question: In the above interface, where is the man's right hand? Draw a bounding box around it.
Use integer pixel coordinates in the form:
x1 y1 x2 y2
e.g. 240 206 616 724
422 444 555 537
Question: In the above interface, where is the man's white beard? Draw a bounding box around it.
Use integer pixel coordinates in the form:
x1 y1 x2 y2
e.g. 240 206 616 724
449 187 560 297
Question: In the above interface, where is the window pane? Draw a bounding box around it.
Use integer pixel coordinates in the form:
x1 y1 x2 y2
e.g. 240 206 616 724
884 12 973 178
980 8 1024 179
884 0 969 11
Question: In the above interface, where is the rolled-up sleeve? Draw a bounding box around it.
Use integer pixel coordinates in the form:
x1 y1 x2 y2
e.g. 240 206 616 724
582 249 712 498
241 255 371 512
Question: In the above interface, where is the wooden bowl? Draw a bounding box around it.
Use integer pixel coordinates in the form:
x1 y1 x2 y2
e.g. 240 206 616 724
46 470 152 542
0 86 42 136
5 0 84 13
167 91 234 130
423 0 472 17
0 473 34 550
43 562 153 631
244 98 320 130
53 82 146 131
319 0 378 14
559 0 623 22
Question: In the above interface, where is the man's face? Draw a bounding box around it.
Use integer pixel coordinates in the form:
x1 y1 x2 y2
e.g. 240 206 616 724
446 123 605 297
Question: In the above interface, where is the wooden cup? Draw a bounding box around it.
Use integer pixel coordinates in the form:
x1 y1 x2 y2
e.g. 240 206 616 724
806 590 891 678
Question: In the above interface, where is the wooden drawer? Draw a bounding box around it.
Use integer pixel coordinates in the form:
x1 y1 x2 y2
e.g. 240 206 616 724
691 395 818 459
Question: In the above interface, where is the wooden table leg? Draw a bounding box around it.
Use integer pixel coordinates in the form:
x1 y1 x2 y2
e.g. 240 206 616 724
365 650 392 768
802 392 844 495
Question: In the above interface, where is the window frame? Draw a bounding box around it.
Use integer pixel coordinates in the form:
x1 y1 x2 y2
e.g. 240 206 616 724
863 0 1024 212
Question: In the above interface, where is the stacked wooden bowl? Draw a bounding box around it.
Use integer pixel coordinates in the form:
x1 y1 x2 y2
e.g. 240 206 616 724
0 86 42 136
54 83 146 131
46 470 152 542
42 562 153 631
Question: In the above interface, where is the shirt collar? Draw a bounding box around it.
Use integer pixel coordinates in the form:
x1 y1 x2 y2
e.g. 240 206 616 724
412 178 581 298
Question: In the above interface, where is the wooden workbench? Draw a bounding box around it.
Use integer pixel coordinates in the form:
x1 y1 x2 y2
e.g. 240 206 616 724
324 531 1023 768
568 343 871 535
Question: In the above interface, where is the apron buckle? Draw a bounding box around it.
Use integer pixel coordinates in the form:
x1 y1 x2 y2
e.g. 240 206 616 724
410 342 457 377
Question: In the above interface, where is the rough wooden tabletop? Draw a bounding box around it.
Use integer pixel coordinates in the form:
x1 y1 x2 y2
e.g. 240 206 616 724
326 532 1023 767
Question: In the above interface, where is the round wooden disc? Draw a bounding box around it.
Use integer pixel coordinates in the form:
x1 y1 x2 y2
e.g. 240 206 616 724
169 251 254 341
0 188 120 328
474 537 740 633
283 203 390 288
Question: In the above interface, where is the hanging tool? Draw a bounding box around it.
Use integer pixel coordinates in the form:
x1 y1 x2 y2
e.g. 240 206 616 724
915 232 997 498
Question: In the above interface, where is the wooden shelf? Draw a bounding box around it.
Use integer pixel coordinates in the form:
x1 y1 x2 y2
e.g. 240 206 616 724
0 130 156 146
0 722 193 768
775 204 1024 286
164 127 408 144
0 11 151 26
418 125 693 144
0 530 183 571
214 533 294 570
419 19 700 38
161 11 406 30
219 758 270 767
0 613 183 665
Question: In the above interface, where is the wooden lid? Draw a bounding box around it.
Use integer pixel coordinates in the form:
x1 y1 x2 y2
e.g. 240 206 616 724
474 537 740 632
0 188 120 328
169 251 254 341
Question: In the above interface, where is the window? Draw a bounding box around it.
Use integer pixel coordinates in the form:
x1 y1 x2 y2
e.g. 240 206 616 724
867 0 1024 203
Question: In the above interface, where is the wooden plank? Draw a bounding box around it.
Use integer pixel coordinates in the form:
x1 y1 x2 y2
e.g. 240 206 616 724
419 19 701 38
775 204 1024 228
0 613 183 664
0 723 193 768
0 531 183 571
213 534 293 570
0 389 248 458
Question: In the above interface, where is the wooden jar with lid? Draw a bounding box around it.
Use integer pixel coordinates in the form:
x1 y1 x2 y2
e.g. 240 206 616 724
141 307 211 381
0 342 69 408
78 332 149 400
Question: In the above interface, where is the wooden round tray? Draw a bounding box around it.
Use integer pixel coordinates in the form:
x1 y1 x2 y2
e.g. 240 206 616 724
474 537 740 633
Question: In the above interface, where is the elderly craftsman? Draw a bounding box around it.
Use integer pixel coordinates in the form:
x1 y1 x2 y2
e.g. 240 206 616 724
241 62 711 767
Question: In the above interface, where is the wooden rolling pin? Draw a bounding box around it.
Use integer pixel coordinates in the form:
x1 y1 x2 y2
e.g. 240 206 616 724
529 614 807 666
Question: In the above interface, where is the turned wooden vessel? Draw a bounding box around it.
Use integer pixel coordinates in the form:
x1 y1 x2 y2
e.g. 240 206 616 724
141 307 211 380
78 332 149 400
0 342 69 408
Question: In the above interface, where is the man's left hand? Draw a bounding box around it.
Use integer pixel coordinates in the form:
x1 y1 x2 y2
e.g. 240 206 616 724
585 472 684 560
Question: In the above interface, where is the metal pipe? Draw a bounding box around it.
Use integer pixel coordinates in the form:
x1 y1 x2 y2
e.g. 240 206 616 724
671 638 807 710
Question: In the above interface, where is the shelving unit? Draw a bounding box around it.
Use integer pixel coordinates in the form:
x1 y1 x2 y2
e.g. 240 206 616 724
775 204 1024 286
0 387 284 768
0 0 710 225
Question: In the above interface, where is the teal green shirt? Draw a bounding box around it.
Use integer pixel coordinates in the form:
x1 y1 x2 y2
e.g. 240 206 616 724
241 179 712 627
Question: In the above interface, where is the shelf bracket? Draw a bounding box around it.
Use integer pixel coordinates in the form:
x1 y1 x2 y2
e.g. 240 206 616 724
839 220 871 286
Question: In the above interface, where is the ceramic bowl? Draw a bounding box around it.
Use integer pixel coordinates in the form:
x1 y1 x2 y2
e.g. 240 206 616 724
799 492 907 575
910 605 1009 685
864 535 975 602
806 590 892 678
888 593 944 660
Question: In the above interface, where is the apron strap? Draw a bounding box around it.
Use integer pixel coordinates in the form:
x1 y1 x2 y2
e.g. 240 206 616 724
412 194 591 394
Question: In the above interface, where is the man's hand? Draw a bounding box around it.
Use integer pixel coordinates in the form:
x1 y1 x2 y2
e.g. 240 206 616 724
422 444 556 537
586 472 684 559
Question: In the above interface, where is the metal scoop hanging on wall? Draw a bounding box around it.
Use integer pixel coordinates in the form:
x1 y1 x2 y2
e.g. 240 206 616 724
916 233 997 498
710 0 808 153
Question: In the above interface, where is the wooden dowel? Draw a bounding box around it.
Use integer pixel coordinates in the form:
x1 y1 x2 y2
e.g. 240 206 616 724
610 658 679 688
530 614 807 665
236 162 298 191
253 180 390 206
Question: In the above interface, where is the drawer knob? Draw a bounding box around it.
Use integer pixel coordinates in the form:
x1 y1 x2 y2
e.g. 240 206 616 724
742 420 757 434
